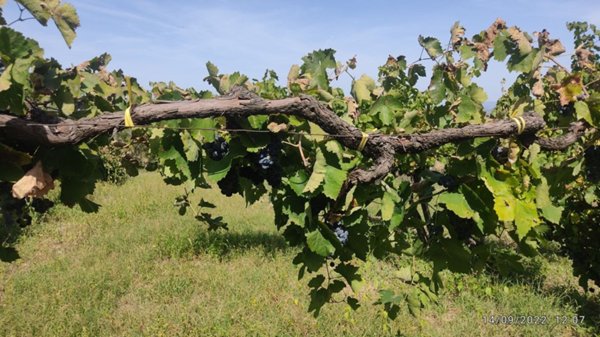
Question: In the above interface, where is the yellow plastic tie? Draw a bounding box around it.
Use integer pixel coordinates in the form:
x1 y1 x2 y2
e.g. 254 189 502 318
124 76 135 127
511 117 526 134
357 132 369 152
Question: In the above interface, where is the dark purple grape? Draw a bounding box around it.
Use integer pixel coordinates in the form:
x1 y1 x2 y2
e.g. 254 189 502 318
333 223 349 245
203 135 229 161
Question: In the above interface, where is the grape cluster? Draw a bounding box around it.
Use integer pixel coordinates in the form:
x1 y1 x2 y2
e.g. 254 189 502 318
257 139 283 187
333 222 349 245
559 102 575 116
584 146 600 182
258 140 281 170
439 175 458 190
491 146 509 164
203 134 229 161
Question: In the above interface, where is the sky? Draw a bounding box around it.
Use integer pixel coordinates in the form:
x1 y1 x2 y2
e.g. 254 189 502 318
3 0 600 101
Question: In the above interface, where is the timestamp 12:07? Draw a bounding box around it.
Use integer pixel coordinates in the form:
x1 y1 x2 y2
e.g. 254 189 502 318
482 315 585 325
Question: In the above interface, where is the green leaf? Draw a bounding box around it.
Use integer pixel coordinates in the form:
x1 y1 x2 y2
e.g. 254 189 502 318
438 192 476 219
300 49 336 90
460 183 497 233
575 101 594 126
180 131 200 162
303 148 327 194
514 199 540 240
16 0 80 47
351 74 375 103
535 178 563 224
204 139 244 182
0 27 43 62
457 95 478 123
478 161 516 222
371 95 402 126
507 50 539 73
469 85 488 104
428 66 446 105
418 36 443 58
459 44 475 60
381 191 395 221
51 2 79 47
323 165 347 200
16 0 51 24
306 230 335 257
493 31 509 61
407 64 426 86
286 170 310 196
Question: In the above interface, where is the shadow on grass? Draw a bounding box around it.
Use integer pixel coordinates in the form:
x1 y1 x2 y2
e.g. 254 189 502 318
0 246 20 262
544 284 600 335
479 241 547 287
160 229 291 260
474 241 600 334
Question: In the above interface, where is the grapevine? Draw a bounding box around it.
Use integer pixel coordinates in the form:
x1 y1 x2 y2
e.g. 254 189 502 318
0 1 599 321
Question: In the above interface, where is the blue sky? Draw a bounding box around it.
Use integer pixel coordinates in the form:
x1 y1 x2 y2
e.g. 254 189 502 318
3 0 600 101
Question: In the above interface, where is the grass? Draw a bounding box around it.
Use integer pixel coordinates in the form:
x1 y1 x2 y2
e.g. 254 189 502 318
0 172 598 336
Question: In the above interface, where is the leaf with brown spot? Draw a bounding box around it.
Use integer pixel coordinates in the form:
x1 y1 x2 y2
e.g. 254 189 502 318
451 21 465 47
536 29 565 57
553 75 584 106
575 47 594 69
507 26 533 54
484 18 507 46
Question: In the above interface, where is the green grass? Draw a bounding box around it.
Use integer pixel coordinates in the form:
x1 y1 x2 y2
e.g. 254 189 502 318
0 172 598 336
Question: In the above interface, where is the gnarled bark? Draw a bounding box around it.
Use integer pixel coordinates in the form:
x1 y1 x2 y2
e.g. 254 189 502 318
0 88 589 187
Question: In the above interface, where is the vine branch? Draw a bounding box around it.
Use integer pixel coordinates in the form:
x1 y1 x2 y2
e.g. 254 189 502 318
0 87 589 188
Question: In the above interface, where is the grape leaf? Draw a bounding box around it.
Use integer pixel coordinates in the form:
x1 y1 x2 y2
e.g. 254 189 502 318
515 198 540 240
306 230 335 257
300 49 336 91
351 74 376 104
323 165 346 200
418 36 443 58
438 192 476 219
303 148 327 194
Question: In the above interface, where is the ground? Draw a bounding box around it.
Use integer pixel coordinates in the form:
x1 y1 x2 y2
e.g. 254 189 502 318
0 172 598 337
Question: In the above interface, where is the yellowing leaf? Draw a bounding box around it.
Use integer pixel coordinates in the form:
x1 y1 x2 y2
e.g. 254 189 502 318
351 74 375 103
515 199 540 240
0 64 12 92
554 75 583 106
381 191 395 221
438 192 476 219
